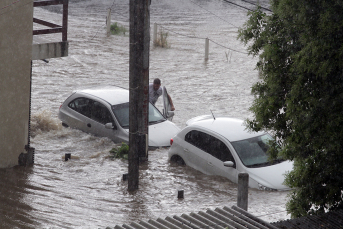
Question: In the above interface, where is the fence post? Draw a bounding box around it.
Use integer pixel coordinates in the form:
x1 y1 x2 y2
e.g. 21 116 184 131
106 8 111 37
153 23 157 45
237 172 249 211
205 38 209 61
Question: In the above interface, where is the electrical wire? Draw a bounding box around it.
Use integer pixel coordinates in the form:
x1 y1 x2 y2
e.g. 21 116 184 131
89 0 130 41
159 25 207 40
109 0 116 9
188 0 240 29
159 25 249 55
89 0 116 41
89 24 106 41
209 38 249 54
240 0 272 12
222 0 253 11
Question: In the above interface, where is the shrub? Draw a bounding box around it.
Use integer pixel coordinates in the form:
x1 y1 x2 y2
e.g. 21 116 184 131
109 143 129 159
154 29 170 48
110 22 127 35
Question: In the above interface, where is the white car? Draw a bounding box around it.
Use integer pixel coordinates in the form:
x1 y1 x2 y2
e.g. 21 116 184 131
58 86 180 147
168 115 293 191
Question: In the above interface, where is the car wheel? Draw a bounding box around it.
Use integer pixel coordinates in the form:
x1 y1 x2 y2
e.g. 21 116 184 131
170 155 186 165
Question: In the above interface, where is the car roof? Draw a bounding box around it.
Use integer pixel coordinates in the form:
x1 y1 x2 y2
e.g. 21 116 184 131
187 116 266 142
76 86 129 105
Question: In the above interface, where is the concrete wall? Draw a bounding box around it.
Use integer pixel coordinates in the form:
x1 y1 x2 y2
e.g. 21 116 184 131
0 1 33 168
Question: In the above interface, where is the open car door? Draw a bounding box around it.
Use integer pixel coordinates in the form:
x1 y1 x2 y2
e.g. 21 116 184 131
162 86 174 121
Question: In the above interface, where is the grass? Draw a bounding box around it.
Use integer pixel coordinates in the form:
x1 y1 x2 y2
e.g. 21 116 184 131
110 22 127 35
154 29 170 48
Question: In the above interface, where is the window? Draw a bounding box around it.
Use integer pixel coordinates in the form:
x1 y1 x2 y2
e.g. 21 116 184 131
91 101 113 125
111 103 129 128
111 102 165 128
68 98 113 125
68 97 91 118
185 130 235 164
231 134 282 168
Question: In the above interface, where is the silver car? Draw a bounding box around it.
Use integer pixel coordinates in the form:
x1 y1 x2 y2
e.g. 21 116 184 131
58 86 180 147
168 115 293 191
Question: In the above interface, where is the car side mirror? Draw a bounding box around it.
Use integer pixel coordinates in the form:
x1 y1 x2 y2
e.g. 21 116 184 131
105 123 117 130
223 161 235 167
167 111 174 118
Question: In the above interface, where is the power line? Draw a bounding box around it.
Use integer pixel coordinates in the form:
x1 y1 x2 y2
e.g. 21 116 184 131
109 0 116 9
111 8 128 20
89 0 116 41
188 0 239 29
89 24 106 41
159 24 249 55
209 38 249 54
222 0 253 11
159 25 207 40
240 0 272 12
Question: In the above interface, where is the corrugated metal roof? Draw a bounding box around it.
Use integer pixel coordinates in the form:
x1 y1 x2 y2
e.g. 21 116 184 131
271 209 343 229
115 205 279 229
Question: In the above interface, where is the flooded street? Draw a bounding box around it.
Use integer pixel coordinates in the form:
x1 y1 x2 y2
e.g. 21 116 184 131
1 0 290 228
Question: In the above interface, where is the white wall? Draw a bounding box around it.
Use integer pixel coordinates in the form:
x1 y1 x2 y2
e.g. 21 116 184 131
0 0 33 168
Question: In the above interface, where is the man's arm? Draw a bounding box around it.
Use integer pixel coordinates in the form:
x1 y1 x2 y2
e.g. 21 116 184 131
167 94 175 111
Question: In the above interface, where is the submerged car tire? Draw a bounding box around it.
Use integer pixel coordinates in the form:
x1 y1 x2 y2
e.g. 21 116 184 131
170 155 186 165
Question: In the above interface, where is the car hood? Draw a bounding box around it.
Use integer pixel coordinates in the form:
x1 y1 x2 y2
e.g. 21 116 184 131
244 160 293 190
148 121 180 147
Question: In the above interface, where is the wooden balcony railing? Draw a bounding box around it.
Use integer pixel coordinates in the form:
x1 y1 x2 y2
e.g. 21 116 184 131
33 0 68 41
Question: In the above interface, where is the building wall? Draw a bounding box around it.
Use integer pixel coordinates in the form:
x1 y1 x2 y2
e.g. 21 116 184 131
0 1 33 168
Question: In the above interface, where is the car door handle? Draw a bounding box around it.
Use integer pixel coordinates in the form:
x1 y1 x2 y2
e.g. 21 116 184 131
208 162 214 166
87 123 91 128
184 148 190 153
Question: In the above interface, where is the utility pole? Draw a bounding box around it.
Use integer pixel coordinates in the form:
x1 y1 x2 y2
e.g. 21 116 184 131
128 0 150 191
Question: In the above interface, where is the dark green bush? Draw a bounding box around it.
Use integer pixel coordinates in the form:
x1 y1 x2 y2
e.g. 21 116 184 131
110 22 127 35
109 143 129 159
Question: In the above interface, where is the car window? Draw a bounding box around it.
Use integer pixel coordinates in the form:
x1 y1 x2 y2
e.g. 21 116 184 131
149 103 165 123
68 97 92 118
185 130 235 165
231 134 282 168
111 103 129 128
68 98 114 125
91 101 114 125
112 102 165 128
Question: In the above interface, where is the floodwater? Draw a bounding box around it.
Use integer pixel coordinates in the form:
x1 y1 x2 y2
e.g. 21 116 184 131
0 0 291 228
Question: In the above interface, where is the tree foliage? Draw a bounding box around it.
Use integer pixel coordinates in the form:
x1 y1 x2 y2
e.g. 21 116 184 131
238 0 343 217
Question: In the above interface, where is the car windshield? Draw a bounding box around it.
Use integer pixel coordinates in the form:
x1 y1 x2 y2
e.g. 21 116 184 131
231 134 283 168
111 102 165 128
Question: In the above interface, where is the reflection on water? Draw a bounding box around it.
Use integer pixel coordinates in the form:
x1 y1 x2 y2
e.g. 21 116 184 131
1 0 290 227
0 166 37 228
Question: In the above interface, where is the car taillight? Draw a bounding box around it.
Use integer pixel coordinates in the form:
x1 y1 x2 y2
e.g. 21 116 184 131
170 138 173 146
59 104 62 109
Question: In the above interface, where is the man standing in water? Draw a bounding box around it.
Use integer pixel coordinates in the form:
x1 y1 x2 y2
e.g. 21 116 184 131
149 78 175 111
